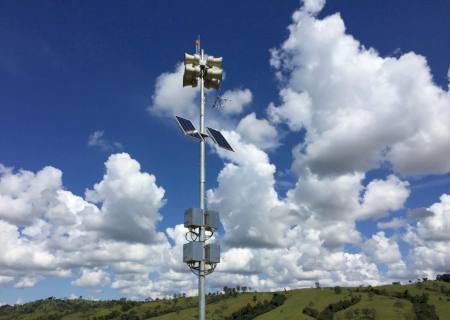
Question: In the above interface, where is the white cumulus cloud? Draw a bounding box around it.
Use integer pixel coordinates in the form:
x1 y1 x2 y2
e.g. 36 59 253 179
88 130 123 151
236 112 278 150
363 232 402 265
220 88 252 116
72 268 111 287
85 153 166 244
269 4 450 177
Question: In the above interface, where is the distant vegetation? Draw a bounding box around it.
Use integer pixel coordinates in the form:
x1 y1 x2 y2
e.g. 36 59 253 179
1 276 449 320
303 294 361 319
436 274 450 283
226 293 286 320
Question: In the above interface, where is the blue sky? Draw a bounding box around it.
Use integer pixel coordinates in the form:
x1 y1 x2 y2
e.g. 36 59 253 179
1 0 450 304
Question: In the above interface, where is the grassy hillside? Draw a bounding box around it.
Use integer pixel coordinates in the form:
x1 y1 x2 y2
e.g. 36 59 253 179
1 280 449 320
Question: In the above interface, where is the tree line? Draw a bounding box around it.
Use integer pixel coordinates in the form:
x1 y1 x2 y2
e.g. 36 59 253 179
226 293 287 320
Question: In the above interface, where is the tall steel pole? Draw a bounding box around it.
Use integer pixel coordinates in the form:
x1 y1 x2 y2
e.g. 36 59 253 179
181 42 225 320
198 48 206 320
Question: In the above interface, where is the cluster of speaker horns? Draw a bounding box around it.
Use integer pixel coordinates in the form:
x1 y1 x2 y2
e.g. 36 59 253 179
183 53 223 89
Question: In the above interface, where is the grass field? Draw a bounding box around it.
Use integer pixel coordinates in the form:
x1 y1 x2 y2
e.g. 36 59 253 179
0 280 449 320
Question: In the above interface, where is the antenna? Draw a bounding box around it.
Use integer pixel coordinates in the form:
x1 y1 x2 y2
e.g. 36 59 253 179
195 36 200 55
211 89 231 109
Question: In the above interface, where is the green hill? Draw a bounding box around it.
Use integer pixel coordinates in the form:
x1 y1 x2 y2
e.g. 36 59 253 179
1 280 449 320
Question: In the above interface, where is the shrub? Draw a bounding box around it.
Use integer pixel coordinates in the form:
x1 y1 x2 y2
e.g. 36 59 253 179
361 308 376 319
413 303 438 320
226 293 286 320
302 306 319 318
316 295 361 320
436 273 450 282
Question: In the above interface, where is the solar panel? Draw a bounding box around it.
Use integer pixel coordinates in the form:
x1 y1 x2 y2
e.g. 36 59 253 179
207 127 234 152
176 116 196 133
175 116 202 140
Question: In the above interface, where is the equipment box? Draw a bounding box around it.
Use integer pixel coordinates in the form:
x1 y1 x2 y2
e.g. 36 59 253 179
205 210 220 231
184 208 204 229
183 242 204 263
205 243 220 264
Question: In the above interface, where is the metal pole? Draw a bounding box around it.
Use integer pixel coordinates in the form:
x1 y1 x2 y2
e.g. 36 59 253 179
198 48 206 320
